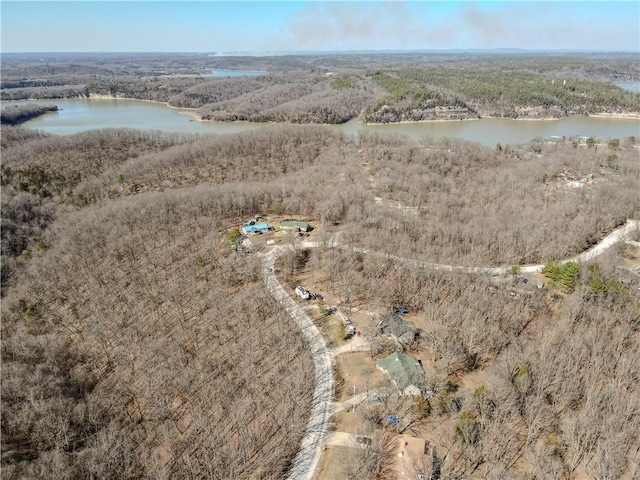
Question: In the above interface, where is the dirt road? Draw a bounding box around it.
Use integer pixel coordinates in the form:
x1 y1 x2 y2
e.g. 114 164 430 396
343 219 639 275
262 218 638 479
263 247 334 480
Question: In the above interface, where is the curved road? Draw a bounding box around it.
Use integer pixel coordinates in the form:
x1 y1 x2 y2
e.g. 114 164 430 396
331 219 639 275
263 247 333 480
263 219 638 480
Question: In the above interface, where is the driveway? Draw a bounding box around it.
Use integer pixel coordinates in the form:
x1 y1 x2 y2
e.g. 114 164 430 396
263 247 334 480
261 218 638 479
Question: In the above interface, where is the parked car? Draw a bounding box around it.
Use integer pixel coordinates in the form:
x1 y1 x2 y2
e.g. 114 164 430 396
394 307 409 314
295 286 310 300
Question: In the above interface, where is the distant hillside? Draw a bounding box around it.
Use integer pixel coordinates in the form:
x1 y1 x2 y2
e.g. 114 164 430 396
2 52 638 123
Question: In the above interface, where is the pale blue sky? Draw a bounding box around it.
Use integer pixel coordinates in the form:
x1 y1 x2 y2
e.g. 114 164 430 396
1 1 639 53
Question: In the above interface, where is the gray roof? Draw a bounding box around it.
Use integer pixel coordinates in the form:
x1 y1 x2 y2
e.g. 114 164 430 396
378 312 419 346
280 221 310 230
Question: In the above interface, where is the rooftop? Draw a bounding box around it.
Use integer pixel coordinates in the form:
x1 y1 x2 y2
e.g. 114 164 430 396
379 312 419 347
376 352 425 392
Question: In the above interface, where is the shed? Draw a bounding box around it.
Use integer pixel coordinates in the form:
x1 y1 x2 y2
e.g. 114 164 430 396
279 221 311 232
376 352 425 396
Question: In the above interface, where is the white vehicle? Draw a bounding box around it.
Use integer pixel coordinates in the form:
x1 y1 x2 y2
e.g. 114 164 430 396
295 286 311 300
337 312 355 336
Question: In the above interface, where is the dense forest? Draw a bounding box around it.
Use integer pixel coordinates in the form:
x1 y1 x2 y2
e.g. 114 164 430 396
1 51 639 479
2 127 346 478
0 104 58 126
2 52 638 123
2 120 638 478
310 245 639 479
349 132 640 265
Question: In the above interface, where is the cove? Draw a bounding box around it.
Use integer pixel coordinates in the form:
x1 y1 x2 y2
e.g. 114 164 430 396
8 98 640 147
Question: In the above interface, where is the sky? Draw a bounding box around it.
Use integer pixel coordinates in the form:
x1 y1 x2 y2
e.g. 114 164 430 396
1 1 639 53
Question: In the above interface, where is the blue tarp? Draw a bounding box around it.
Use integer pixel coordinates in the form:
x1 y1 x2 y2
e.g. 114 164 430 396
384 416 399 424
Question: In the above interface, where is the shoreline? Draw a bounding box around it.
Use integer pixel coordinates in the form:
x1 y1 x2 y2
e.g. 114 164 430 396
363 112 640 126
10 94 640 126
364 117 480 126
56 95 640 124
482 115 560 121
588 112 640 120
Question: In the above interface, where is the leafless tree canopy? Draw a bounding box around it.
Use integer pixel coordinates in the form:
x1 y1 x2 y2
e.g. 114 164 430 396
2 191 316 479
1 101 638 479
350 132 639 265
2 52 639 122
311 246 639 479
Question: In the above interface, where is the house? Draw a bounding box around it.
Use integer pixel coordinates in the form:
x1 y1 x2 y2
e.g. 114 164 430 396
378 312 419 348
395 435 435 480
376 352 425 396
241 222 272 235
279 220 311 232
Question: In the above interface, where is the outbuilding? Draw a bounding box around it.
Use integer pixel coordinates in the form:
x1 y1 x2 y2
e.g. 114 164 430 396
279 220 311 232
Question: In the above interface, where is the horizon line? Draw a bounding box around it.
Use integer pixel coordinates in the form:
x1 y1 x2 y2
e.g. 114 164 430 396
2 48 639 56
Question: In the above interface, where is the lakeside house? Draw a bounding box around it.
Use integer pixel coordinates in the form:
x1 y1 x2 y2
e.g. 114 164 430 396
376 352 425 396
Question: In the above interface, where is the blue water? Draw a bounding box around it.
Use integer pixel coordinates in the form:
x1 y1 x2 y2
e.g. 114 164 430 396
6 98 640 147
615 82 640 93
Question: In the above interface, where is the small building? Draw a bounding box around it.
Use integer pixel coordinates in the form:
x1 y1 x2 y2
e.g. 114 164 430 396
395 435 435 480
242 222 272 235
376 352 425 396
378 312 419 348
279 220 311 232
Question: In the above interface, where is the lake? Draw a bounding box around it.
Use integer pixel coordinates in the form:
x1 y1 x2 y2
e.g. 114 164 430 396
7 98 640 147
616 81 640 93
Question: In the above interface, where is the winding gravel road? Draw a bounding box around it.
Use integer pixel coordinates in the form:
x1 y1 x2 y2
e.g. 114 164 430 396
343 219 639 275
263 247 333 480
262 219 638 480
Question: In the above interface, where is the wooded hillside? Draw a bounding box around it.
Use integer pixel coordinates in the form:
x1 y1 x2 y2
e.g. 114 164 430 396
2 52 638 123
350 132 640 265
2 121 638 479
310 245 639 478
